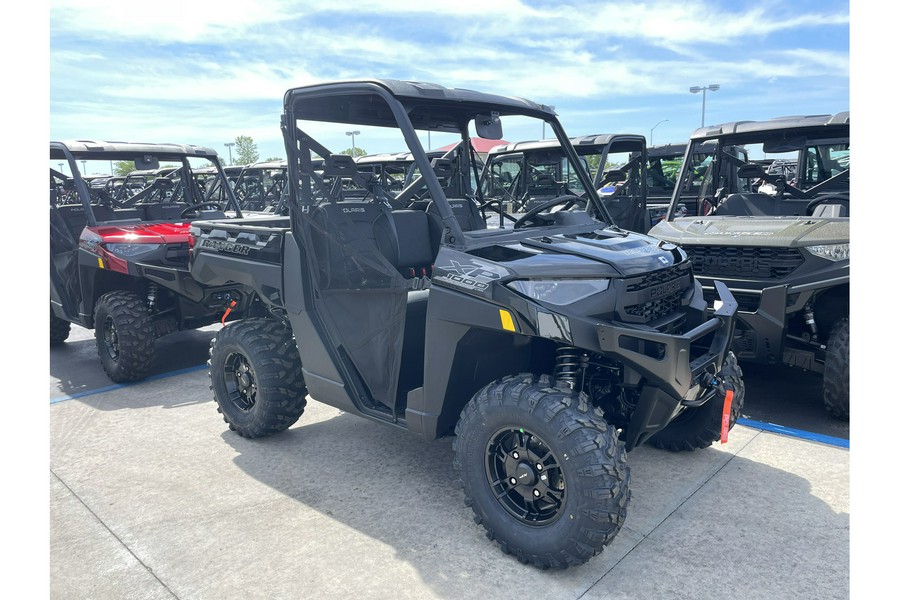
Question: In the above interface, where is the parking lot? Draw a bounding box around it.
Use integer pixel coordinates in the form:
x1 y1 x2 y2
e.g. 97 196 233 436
48 323 849 599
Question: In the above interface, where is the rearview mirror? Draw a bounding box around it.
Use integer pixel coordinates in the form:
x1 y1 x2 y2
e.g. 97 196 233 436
737 164 767 179
475 112 503 140
762 136 807 153
134 155 160 171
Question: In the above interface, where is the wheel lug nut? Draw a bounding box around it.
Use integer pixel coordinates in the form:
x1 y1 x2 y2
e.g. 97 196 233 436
510 477 517 485
533 489 540 497
536 463 543 471
512 452 519 459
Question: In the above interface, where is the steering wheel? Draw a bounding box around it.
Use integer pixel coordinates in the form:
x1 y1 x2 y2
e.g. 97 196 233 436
513 195 587 229
479 198 519 223
805 194 849 216
180 202 223 218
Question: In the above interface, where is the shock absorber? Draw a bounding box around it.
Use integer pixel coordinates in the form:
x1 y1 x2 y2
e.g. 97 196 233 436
803 305 819 342
146 282 158 312
554 346 587 391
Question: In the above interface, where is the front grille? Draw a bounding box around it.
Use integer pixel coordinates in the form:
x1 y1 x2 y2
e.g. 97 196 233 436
687 246 804 280
620 263 691 324
624 293 682 321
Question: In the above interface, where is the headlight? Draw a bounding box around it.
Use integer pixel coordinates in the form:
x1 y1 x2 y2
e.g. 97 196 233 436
807 243 849 261
105 243 161 257
507 279 610 305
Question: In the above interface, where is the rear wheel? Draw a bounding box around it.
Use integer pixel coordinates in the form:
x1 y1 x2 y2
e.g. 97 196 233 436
208 318 307 438
823 318 849 420
50 307 71 346
650 352 745 452
453 373 630 569
93 291 156 382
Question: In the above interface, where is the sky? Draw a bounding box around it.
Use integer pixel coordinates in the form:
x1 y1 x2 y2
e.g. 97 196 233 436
46 0 852 169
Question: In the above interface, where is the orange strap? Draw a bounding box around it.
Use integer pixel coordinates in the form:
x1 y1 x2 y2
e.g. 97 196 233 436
720 389 734 444
221 300 237 325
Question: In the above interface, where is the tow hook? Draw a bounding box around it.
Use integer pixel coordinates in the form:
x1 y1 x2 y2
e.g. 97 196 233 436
221 299 238 325
696 371 736 443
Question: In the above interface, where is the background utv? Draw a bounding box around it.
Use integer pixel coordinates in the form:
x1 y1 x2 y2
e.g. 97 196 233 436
650 113 849 419
50 141 250 382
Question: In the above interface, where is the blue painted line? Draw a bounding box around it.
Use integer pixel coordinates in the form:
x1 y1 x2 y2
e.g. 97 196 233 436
737 417 849 449
50 364 207 404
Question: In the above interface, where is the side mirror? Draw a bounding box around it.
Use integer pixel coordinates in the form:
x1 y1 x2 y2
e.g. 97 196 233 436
475 112 503 140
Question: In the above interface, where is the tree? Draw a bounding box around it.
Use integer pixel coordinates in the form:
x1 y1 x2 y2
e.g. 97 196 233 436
114 161 136 176
339 147 367 158
265 156 283 162
233 135 259 165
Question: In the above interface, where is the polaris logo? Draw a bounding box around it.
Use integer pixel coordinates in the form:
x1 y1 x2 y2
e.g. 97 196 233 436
648 279 684 299
199 239 251 256
342 207 366 214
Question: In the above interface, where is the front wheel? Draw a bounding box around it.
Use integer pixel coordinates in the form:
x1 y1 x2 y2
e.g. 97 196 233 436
50 307 71 346
650 352 745 452
208 318 307 438
823 318 849 420
453 373 630 569
93 291 156 382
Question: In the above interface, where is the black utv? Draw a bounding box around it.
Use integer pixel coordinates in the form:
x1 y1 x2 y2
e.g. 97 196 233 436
650 113 849 419
50 141 250 382
481 133 671 232
189 79 744 569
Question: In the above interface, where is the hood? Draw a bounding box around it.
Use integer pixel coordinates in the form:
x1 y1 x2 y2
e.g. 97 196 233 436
90 222 192 245
649 216 849 247
499 230 686 278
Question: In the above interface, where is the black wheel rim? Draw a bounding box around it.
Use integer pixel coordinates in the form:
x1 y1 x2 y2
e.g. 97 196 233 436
484 427 566 525
223 352 257 412
101 315 120 361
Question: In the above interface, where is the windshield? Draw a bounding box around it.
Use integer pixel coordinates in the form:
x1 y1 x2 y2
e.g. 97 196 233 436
675 130 848 217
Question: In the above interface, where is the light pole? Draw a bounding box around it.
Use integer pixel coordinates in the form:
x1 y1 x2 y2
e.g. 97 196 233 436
81 160 87 174
689 84 720 127
650 119 669 146
346 130 360 156
224 142 235 166
58 162 64 174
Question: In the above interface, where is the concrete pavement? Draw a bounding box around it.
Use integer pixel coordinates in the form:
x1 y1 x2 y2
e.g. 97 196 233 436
48 354 849 600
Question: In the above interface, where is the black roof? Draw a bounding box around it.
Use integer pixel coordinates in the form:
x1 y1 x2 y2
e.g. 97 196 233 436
488 134 645 156
690 112 849 141
282 79 556 133
50 140 219 161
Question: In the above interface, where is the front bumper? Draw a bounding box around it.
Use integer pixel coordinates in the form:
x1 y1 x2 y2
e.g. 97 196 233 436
590 281 738 449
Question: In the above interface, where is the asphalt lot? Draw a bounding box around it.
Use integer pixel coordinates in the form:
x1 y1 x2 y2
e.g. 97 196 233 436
48 323 850 599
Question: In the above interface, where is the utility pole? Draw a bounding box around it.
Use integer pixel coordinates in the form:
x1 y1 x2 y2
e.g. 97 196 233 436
689 84 720 127
224 142 235 165
650 119 669 146
346 130 360 156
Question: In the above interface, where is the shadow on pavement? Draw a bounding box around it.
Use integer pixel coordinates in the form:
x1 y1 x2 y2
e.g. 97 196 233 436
219 409 849 599
50 326 219 400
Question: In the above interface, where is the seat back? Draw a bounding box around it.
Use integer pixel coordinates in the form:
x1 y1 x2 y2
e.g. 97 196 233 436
308 201 398 288
54 204 89 238
426 198 486 231
714 193 782 216
144 202 186 221
390 209 441 276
